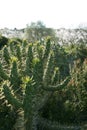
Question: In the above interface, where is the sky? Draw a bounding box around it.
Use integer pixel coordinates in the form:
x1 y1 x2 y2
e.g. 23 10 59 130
0 0 87 29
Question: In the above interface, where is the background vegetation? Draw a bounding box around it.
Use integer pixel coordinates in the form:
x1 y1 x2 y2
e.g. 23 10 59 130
0 24 87 130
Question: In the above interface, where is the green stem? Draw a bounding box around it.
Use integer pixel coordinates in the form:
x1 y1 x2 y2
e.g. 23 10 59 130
42 76 70 91
3 84 22 109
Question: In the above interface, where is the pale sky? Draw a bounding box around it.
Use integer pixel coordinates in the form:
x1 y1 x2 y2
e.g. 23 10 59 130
0 0 87 29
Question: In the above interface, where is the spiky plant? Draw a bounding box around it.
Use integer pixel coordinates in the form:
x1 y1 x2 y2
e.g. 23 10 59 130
0 38 70 130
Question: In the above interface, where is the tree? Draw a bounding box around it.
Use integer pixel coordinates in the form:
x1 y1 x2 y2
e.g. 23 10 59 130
25 21 57 42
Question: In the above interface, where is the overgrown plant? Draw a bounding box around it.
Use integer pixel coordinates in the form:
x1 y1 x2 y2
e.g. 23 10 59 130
0 38 70 130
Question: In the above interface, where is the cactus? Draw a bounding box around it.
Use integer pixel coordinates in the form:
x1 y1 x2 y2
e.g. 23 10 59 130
3 84 22 109
9 41 15 55
0 38 70 130
25 44 33 77
23 78 38 130
3 46 10 64
0 63 9 80
42 76 70 91
16 45 22 61
10 58 21 94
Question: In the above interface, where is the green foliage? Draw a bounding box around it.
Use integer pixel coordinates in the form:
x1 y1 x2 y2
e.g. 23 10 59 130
16 45 22 61
23 78 37 130
41 58 87 126
0 36 87 130
3 84 22 109
25 44 33 77
66 59 87 121
0 35 8 49
0 63 9 80
3 45 10 64
0 82 17 130
10 59 21 93
0 38 70 130
25 21 57 42
9 37 22 45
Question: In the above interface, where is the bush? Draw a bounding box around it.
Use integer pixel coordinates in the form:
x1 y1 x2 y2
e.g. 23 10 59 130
0 35 8 49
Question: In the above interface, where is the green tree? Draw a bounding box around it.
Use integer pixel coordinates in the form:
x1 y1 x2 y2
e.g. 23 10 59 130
25 21 57 42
